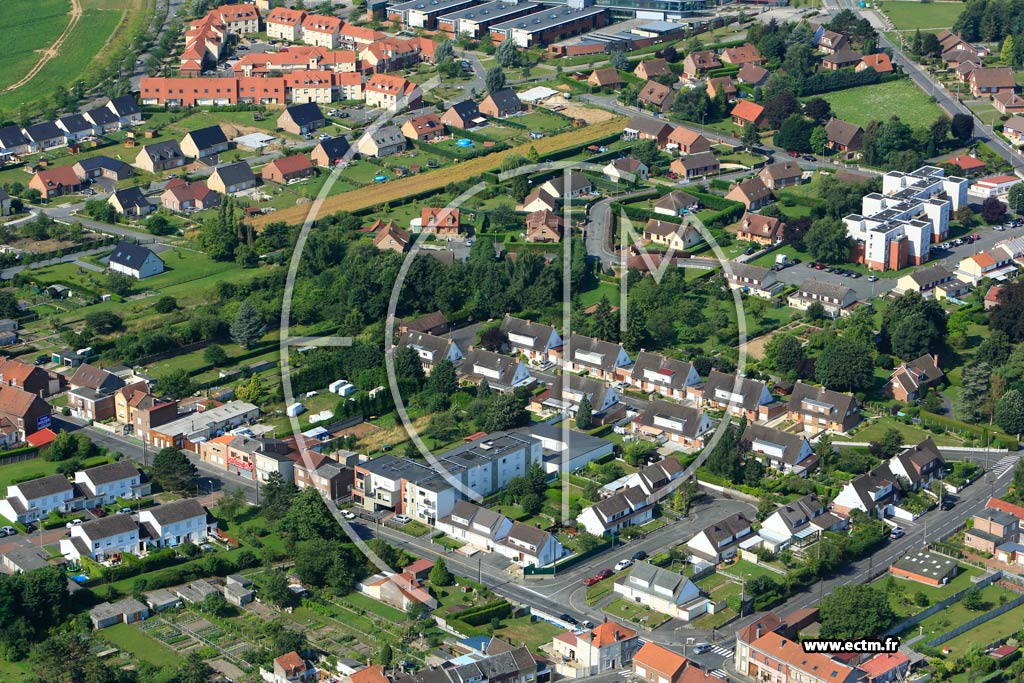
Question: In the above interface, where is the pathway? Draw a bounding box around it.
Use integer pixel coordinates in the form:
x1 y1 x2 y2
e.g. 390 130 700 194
2 0 83 94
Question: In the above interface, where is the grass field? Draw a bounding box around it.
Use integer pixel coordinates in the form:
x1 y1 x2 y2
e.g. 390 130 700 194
0 0 71 92
815 80 946 129
940 602 1024 655
99 623 180 668
878 1 965 31
0 454 111 493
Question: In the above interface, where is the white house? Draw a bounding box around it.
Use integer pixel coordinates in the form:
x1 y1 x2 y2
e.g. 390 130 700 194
0 474 79 523
457 348 534 392
887 437 945 491
627 352 700 400
499 315 562 362
108 241 165 280
138 499 216 549
560 334 632 381
632 400 713 449
61 515 141 561
576 486 652 535
396 330 464 374
552 622 639 678
612 562 708 621
436 500 514 550
498 520 564 568
758 494 839 552
832 464 899 518
686 513 755 563
742 423 816 476
74 460 151 505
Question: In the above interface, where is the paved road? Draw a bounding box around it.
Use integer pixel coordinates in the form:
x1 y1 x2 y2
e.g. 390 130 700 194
585 188 658 268
41 202 171 244
0 246 110 280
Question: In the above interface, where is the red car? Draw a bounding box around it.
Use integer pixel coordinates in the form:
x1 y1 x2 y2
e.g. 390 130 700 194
788 151 800 157
596 568 614 581
583 576 600 586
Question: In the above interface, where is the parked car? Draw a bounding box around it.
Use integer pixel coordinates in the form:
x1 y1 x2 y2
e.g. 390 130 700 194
890 527 905 539
788 151 800 157
581 620 595 629
803 155 815 161
117 508 133 515
393 514 411 525
631 550 648 561
868 275 879 282
342 510 356 520
614 559 633 572
560 614 578 626
0 526 15 537
941 499 956 511
90 507 105 517
583 576 600 586
23 523 36 534
65 519 83 528
743 247 754 256
34 355 49 365
595 568 614 580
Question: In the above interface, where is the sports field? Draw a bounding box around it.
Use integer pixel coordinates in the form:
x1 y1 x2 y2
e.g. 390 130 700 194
816 79 946 129
878 0 965 31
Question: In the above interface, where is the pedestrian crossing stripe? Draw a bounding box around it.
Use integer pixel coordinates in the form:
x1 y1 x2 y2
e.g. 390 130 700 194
712 647 733 656
710 670 728 680
992 456 1017 475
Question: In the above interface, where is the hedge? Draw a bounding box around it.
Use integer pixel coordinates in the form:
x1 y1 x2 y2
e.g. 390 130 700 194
451 599 512 626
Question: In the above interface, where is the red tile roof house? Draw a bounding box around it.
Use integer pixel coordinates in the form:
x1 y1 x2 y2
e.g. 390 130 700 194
726 177 774 211
637 80 673 113
633 58 672 81
632 642 687 683
995 92 1024 115
401 113 445 141
944 153 986 174
682 50 721 78
588 67 623 89
721 43 763 66
857 53 894 74
420 207 461 237
271 651 316 683
260 155 315 184
160 179 221 212
884 353 944 402
736 212 785 246
706 76 737 101
30 166 82 198
667 127 711 154
970 67 1017 97
0 385 51 441
731 100 765 128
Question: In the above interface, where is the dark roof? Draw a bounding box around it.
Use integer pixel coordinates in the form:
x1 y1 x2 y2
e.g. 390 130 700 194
0 125 28 149
110 188 151 212
449 99 481 120
76 156 130 173
108 96 140 117
696 512 753 544
316 136 351 159
743 423 810 466
630 351 696 392
142 140 184 162
23 121 64 142
85 107 119 127
80 460 142 486
184 125 228 151
212 161 255 186
636 399 708 439
14 474 73 500
825 118 862 146
58 114 93 134
789 381 858 419
702 369 769 411
109 240 161 268
144 498 207 525
483 88 520 112
592 485 648 523
284 102 325 126
625 115 673 138
80 514 138 539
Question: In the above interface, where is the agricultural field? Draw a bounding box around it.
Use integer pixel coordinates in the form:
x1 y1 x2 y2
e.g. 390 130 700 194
815 80 947 129
878 1 965 32
0 0 72 93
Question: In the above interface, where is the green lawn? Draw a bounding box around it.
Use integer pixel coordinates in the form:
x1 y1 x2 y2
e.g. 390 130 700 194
343 592 409 622
514 111 574 133
99 623 180 668
940 602 1024 655
0 0 70 92
834 417 964 447
881 563 984 617
719 559 783 583
878 1 965 31
0 454 112 493
605 597 671 628
493 615 564 651
578 281 620 307
910 584 1019 643
815 80 946 129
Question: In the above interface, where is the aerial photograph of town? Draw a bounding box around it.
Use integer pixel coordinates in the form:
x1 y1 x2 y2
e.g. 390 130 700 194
3 0 1024 681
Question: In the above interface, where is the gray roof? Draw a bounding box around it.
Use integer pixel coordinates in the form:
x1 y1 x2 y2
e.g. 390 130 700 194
636 399 708 440
58 114 93 134
458 348 523 388
142 140 185 162
80 460 142 486
742 423 810 466
14 474 74 500
85 107 119 127
316 136 351 160
591 485 648 523
108 96 140 117
548 373 612 414
794 279 854 301
283 102 325 126
211 161 255 186
0 125 29 149
76 156 131 173
1 546 53 572
23 121 64 142
625 116 673 138
79 514 138 540
701 369 769 411
678 151 719 172
444 500 506 534
789 381 857 419
109 240 160 269
483 88 521 113
655 190 699 212
696 512 753 545
625 561 692 598
630 352 696 392
110 188 151 212
499 315 557 352
183 125 228 151
565 333 628 371
825 118 862 147
502 520 553 552
145 498 207 525
397 330 455 360
725 262 774 285
906 264 953 287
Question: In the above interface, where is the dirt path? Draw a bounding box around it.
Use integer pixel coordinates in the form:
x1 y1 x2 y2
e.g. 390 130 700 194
2 0 83 94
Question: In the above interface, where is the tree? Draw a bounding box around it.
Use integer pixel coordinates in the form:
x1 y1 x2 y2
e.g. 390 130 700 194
261 570 293 607
106 272 134 296
958 362 991 423
158 368 193 398
151 447 198 492
820 585 897 639
891 311 936 360
280 487 341 542
774 113 814 152
495 38 518 67
482 392 528 431
815 337 874 391
147 213 174 236
576 395 593 430
154 295 178 313
520 492 542 515
805 217 850 263
485 66 506 93
632 138 661 167
430 557 454 586
803 97 833 123
230 300 266 349
962 587 986 611
380 642 394 668
428 357 458 399
217 487 247 520
1002 35 1017 64
952 113 974 142
765 333 805 375
817 433 835 471
762 88 800 129
996 389 1024 435
1008 182 1024 216
609 51 630 71
261 471 299 520
810 126 829 155
394 345 425 394
204 343 228 366
982 197 1008 224
742 123 761 148
880 428 904 458
435 38 454 65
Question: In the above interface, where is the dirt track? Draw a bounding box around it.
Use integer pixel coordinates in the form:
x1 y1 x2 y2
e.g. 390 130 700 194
251 117 626 227
2 0 83 94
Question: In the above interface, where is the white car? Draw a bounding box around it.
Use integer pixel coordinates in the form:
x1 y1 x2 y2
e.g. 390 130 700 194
65 519 83 528
393 514 411 525
342 510 356 520
614 559 633 572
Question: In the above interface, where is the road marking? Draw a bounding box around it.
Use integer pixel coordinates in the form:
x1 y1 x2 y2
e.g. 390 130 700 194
711 647 734 657
993 455 1018 478
709 670 728 680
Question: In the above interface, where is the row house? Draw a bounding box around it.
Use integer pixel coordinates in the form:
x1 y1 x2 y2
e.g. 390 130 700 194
302 14 344 49
457 348 535 393
787 381 860 434
435 500 564 567
0 358 63 397
396 330 464 374
743 632 860 683
559 333 631 381
723 262 783 298
365 73 422 112
787 280 856 319
233 46 359 76
688 369 776 422
68 363 126 422
576 486 651 535
0 474 78 523
632 643 688 683
61 499 216 561
266 6 307 41
743 423 816 476
198 434 295 484
499 315 562 362
538 374 621 422
632 399 712 449
552 622 639 679
627 352 700 400
73 460 151 506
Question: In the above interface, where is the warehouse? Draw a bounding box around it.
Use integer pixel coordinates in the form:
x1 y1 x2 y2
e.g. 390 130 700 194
490 4 607 47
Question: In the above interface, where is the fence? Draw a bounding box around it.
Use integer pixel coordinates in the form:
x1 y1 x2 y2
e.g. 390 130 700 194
524 536 613 576
926 591 1024 647
881 569 1003 638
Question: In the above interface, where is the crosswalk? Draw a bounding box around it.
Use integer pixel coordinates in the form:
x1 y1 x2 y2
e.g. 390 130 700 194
710 646 734 657
992 455 1018 478
709 670 728 680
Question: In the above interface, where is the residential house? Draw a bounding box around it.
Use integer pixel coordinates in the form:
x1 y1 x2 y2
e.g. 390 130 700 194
632 643 688 683
61 515 141 561
894 264 958 299
374 223 412 253
603 157 649 184
627 351 700 400
667 127 711 155
576 486 651 535
401 113 445 141
73 156 133 181
589 67 623 89
499 315 562 361
744 423 816 476
817 30 849 54
107 188 153 217
0 126 30 156
722 43 763 65
723 262 783 298
436 500 514 551
499 521 565 568
637 80 673 112
969 174 1022 199
524 209 563 243
670 151 719 178
442 100 486 129
787 280 857 318
359 570 437 612
108 241 164 280
726 177 773 211
420 207 461 236
737 63 769 86
623 116 674 148
114 383 179 441
706 76 737 101
744 633 860 683
613 561 707 620
885 354 944 402
736 212 785 246
89 599 149 630
560 333 631 381
519 187 558 213
731 100 765 128
0 358 62 397
634 58 672 81
759 161 803 190
310 136 351 167
261 154 315 184
994 92 1024 115
396 330 464 373
207 161 256 194
682 50 721 78
1003 115 1024 143
822 48 863 70
266 6 307 41
458 348 534 392
29 166 82 198
22 122 66 152
539 374 621 420
552 622 639 678
269 651 317 683
632 399 712 448
758 494 829 551
956 245 1018 285
832 464 900 518
160 179 220 211
74 461 150 505
858 53 894 74
945 153 987 174
134 140 186 173
860 653 912 683
0 474 78 524
291 451 353 501
277 102 326 135
654 190 700 218
0 188 11 216
56 114 97 141
643 218 701 252
686 512 755 562
0 320 17 349
365 74 422 112
68 364 125 421
302 13 343 48
180 125 230 161
356 124 406 158
970 67 1017 97
139 499 216 549
0 384 51 442
888 438 945 492
787 381 860 434
824 118 863 154
539 170 592 198
479 88 522 118
690 369 775 422
966 509 1020 553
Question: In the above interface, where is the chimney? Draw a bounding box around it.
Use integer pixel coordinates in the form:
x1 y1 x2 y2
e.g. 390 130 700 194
614 629 620 641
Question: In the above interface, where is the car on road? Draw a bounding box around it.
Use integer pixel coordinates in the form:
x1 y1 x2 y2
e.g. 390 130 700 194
560 614 578 626
788 151 800 157
0 526 16 537
65 519 83 528
941 499 956 511
595 568 614 580
632 550 648 561
34 355 49 365
868 275 879 282
393 514 411 525
583 576 600 586
890 527 905 539
693 643 712 654
581 620 595 629
342 510 356 520
614 559 633 572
